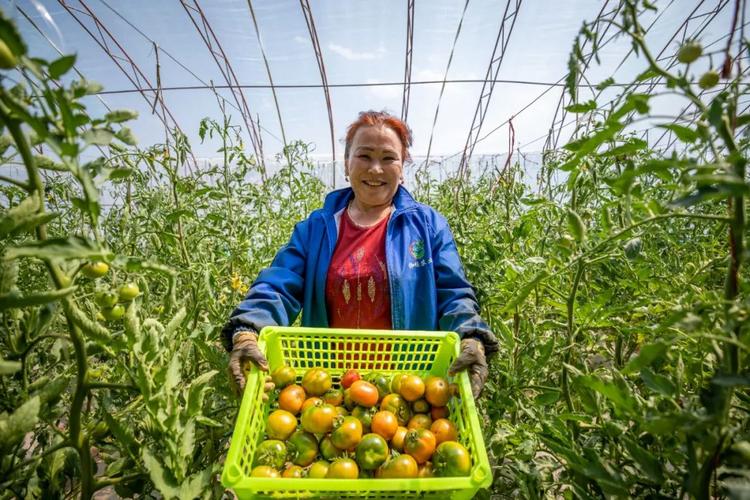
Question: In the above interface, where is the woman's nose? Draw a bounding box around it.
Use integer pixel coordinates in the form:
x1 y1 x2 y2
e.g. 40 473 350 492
369 161 384 173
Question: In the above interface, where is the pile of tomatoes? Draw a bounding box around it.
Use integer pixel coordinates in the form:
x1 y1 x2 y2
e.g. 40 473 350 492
249 366 472 480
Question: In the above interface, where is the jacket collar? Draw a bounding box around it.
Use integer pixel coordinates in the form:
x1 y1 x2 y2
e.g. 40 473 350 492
322 185 418 215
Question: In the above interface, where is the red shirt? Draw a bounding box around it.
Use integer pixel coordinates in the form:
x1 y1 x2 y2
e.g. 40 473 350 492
326 208 392 329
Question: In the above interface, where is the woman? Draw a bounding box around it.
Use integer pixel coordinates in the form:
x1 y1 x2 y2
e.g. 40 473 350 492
223 111 498 398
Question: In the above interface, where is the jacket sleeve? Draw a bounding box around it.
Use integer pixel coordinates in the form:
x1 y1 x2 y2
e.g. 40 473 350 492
431 215 499 356
221 219 309 351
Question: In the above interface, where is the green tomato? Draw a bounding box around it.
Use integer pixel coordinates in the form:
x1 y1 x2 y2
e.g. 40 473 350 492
355 433 389 470
118 283 140 301
698 70 719 90
82 262 109 278
677 41 702 64
94 291 119 309
432 441 472 477
101 304 125 321
253 439 287 469
287 430 318 467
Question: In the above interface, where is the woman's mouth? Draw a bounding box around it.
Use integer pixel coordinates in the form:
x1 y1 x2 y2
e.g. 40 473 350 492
363 180 386 187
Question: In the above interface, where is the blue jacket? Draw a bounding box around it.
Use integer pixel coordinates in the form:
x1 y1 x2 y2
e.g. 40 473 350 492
222 186 498 354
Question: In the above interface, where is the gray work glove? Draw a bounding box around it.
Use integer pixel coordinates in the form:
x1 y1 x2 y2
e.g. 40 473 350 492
448 338 488 399
228 331 274 399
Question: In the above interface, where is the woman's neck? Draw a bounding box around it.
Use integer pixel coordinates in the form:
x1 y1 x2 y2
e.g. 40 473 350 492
348 198 392 227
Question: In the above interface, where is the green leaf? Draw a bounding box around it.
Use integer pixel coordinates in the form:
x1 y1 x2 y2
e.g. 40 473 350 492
115 127 137 146
600 138 648 157
142 448 179 498
623 437 664 483
83 128 114 146
195 415 222 428
104 110 138 123
164 354 181 392
0 193 40 237
711 375 750 387
502 270 549 312
0 286 77 310
596 77 615 91
48 55 76 79
3 236 113 262
565 100 597 113
179 468 212 499
103 412 139 460
622 341 668 374
108 168 132 180
659 124 699 143
535 390 560 406
575 375 636 414
566 208 586 242
0 11 27 58
640 368 676 396
0 396 40 450
0 359 21 375
181 419 195 463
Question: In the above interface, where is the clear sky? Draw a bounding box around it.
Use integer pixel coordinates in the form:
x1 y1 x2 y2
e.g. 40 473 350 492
8 0 741 172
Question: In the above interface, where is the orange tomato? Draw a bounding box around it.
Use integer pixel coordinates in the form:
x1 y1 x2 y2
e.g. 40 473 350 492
350 380 379 407
425 377 451 407
430 406 449 420
301 397 322 412
430 418 458 444
390 426 408 452
407 413 433 431
266 409 297 440
278 385 306 415
399 374 425 402
371 410 398 440
404 428 437 464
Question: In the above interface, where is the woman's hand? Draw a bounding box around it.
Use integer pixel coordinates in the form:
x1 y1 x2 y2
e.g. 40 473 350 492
228 331 274 398
448 338 488 399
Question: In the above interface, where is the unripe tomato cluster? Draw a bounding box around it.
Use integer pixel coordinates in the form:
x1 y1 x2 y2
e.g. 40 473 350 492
83 261 141 322
250 366 471 479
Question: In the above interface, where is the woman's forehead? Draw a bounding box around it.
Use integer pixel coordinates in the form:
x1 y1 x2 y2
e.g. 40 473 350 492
351 125 402 150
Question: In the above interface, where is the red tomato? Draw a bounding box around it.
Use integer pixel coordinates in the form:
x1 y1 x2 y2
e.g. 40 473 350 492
341 369 361 389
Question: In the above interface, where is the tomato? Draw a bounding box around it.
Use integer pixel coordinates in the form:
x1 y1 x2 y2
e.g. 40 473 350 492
343 388 356 410
300 402 336 434
301 397 322 412
287 430 318 467
278 385 306 415
351 405 377 433
365 372 390 400
118 283 140 301
320 436 345 460
82 262 109 278
380 393 412 426
341 369 361 389
334 405 348 418
355 433 389 470
432 441 471 477
699 70 720 90
94 291 118 309
101 304 125 321
431 406 449 420
418 462 434 478
331 416 363 450
378 453 418 478
350 380 379 407
404 429 436 464
323 387 344 407
327 458 359 479
282 465 304 478
254 440 288 469
424 377 451 407
266 409 297 440
677 40 702 64
371 411 398 440
302 368 332 396
307 460 330 479
250 465 280 478
407 413 433 431
399 374 425 402
390 373 407 393
390 426 408 452
271 366 296 389
431 418 458 444
412 399 430 414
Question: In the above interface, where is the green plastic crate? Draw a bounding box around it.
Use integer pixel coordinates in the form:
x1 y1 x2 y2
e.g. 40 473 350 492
222 326 492 499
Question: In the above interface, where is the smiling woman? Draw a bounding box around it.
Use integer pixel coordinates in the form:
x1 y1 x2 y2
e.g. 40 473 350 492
223 110 499 399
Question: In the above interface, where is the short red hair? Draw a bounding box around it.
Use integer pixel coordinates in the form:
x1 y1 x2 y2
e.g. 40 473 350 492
344 110 413 162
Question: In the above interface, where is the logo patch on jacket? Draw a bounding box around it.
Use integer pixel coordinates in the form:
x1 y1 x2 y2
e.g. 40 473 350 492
408 239 432 269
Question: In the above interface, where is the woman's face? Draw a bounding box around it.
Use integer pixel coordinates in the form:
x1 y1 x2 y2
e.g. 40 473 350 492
345 125 404 210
